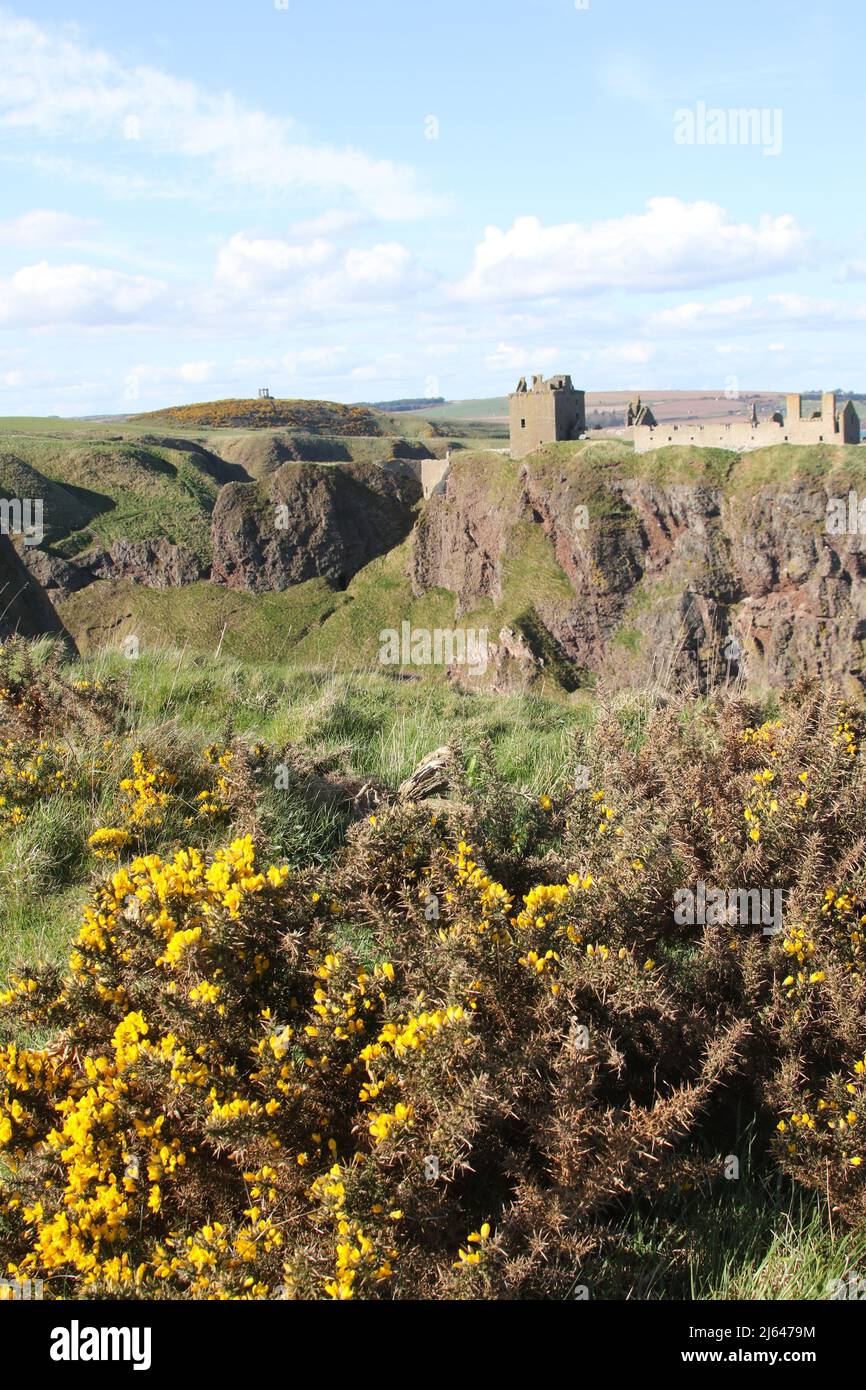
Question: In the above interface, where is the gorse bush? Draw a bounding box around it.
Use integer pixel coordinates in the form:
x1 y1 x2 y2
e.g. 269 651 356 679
134 398 382 434
1 652 866 1299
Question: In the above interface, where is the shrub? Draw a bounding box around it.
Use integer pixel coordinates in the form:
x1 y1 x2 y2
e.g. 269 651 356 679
1 680 866 1298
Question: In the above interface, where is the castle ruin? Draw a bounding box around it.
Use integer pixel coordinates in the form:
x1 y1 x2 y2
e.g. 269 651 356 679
631 392 860 453
508 375 860 456
627 397 657 428
508 374 586 459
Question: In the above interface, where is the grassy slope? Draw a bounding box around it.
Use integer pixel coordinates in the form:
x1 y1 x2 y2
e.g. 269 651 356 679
133 397 383 434
55 447 579 674
403 396 509 422
0 645 590 982
0 434 230 565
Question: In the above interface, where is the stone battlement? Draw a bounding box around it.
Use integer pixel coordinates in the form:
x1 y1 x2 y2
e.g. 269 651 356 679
632 393 860 454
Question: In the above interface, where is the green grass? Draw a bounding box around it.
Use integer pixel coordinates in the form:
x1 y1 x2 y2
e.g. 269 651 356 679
401 396 509 423
58 575 345 660
0 643 590 978
53 444 583 672
525 435 866 498
78 646 591 788
12 420 866 683
581 1180 866 1300
0 436 230 564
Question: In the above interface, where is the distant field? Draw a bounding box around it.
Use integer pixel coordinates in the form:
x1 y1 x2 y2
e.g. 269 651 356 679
404 396 509 423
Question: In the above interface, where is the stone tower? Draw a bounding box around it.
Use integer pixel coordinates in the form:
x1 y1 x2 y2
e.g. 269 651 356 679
509 374 586 459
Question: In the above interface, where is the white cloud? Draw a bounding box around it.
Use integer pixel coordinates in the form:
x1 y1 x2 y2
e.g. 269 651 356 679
455 199 811 302
214 232 429 311
485 342 560 372
287 210 368 240
0 10 442 219
593 341 655 365
122 360 217 402
0 366 100 393
312 243 426 304
216 233 334 294
0 208 98 244
649 293 866 334
348 353 404 383
835 260 866 283
177 361 214 384
0 261 166 326
282 346 348 377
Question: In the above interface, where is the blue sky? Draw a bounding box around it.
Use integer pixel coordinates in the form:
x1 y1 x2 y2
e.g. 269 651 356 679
0 0 864 414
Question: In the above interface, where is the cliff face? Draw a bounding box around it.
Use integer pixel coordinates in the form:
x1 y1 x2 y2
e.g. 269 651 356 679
408 445 866 692
210 460 422 593
0 535 76 648
16 434 866 692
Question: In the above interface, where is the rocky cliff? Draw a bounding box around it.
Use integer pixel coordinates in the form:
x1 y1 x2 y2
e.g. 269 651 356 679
210 460 422 593
408 441 866 692
14 433 866 692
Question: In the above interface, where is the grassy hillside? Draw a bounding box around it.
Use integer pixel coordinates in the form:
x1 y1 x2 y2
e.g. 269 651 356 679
134 397 384 434
0 417 443 574
53 446 579 673
520 434 866 496
0 435 236 566
0 640 590 977
6 424 866 682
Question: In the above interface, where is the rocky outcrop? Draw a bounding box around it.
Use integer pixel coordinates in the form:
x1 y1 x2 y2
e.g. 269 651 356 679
408 446 866 692
24 539 204 595
210 460 421 593
0 536 75 647
724 487 866 689
89 540 205 589
409 463 517 611
23 549 92 601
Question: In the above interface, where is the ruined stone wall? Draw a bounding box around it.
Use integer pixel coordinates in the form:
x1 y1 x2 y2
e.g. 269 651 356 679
841 404 861 444
633 401 861 454
418 457 451 499
382 455 451 499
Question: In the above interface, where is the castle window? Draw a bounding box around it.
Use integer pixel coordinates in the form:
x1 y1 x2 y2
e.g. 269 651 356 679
521 418 526 429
